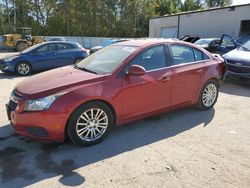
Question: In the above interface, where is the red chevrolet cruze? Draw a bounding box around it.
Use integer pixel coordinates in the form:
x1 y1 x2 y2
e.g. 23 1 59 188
6 40 225 146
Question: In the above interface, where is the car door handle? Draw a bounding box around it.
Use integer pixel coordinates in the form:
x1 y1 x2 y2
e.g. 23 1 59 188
196 69 203 73
159 76 171 82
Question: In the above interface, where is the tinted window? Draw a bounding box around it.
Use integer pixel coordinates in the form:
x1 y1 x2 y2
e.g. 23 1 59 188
210 40 220 45
130 45 167 71
34 44 56 53
170 45 195 65
193 49 209 61
57 43 75 50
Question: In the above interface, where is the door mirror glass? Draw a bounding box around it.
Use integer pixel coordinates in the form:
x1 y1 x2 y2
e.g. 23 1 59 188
127 65 146 76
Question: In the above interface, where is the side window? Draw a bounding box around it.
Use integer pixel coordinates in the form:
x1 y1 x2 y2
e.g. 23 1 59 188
34 45 49 53
58 43 75 51
49 44 56 51
170 45 195 65
129 45 167 71
221 36 235 47
57 44 67 51
193 48 210 61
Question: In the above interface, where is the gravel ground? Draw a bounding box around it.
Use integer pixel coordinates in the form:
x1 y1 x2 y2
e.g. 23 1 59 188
0 52 250 188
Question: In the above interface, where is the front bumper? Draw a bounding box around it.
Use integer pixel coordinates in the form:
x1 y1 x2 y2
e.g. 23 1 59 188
226 70 250 81
6 102 67 142
0 60 15 72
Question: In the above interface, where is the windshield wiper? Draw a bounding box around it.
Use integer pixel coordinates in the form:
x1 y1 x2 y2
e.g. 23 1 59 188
77 66 97 74
241 46 250 51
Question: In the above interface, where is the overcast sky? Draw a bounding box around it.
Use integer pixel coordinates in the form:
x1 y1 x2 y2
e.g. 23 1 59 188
233 0 250 5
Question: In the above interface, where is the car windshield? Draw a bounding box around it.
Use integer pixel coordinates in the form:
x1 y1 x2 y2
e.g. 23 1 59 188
195 39 212 45
76 45 138 74
239 40 250 51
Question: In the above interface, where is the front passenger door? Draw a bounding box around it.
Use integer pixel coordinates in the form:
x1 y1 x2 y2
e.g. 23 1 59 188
31 44 58 70
121 45 172 120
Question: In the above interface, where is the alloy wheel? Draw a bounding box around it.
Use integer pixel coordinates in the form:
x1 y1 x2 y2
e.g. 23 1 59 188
18 63 30 75
202 83 217 107
76 108 108 142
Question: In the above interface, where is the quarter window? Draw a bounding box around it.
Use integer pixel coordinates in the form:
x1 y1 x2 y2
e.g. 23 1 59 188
130 45 167 71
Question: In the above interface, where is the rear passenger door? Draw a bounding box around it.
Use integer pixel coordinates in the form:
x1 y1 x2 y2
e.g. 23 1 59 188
56 43 76 67
169 44 209 106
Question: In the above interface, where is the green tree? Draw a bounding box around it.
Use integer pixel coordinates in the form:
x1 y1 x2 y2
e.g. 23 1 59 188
181 0 203 11
205 0 232 7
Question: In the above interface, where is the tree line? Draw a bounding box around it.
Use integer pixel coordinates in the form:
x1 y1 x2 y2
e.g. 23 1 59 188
0 0 232 37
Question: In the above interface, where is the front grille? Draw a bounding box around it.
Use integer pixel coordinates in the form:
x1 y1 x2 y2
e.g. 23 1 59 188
8 90 23 111
8 100 18 111
226 60 250 74
0 60 5 70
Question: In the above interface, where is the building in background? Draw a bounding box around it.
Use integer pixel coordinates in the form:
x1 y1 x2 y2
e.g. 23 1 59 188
149 4 250 39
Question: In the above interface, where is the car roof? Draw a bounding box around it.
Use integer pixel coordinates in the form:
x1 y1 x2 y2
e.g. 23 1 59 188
197 38 220 41
43 41 77 45
113 39 178 47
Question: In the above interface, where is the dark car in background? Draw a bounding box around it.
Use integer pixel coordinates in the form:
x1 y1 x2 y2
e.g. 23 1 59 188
223 40 250 81
0 41 88 75
179 35 200 43
89 39 128 54
194 38 220 52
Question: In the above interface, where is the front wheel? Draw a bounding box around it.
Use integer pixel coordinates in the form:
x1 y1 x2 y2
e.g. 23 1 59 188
67 101 114 146
197 80 219 110
16 62 32 76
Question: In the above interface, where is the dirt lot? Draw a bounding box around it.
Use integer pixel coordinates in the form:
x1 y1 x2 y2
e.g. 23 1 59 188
0 52 250 188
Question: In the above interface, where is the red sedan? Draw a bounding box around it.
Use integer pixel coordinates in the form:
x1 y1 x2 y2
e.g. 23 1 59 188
6 39 226 146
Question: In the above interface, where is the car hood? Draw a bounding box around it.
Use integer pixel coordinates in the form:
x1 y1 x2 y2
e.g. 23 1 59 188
15 66 106 99
1 53 21 60
197 44 209 48
91 46 103 50
223 49 250 64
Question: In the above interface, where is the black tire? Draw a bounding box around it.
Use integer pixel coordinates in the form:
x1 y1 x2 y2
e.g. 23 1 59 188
197 80 219 110
15 62 32 76
66 101 114 146
16 42 28 52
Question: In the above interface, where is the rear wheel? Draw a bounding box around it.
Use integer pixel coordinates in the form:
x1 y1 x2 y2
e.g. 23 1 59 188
197 80 219 110
67 101 114 146
16 62 31 75
16 42 28 52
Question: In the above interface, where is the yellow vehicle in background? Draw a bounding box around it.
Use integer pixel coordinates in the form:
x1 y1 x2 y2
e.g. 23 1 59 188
1 27 45 51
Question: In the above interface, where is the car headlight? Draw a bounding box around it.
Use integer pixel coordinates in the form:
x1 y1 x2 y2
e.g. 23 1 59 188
24 93 66 111
4 56 17 62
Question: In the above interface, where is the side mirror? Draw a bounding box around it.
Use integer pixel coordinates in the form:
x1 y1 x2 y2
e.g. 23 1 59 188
127 65 146 76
